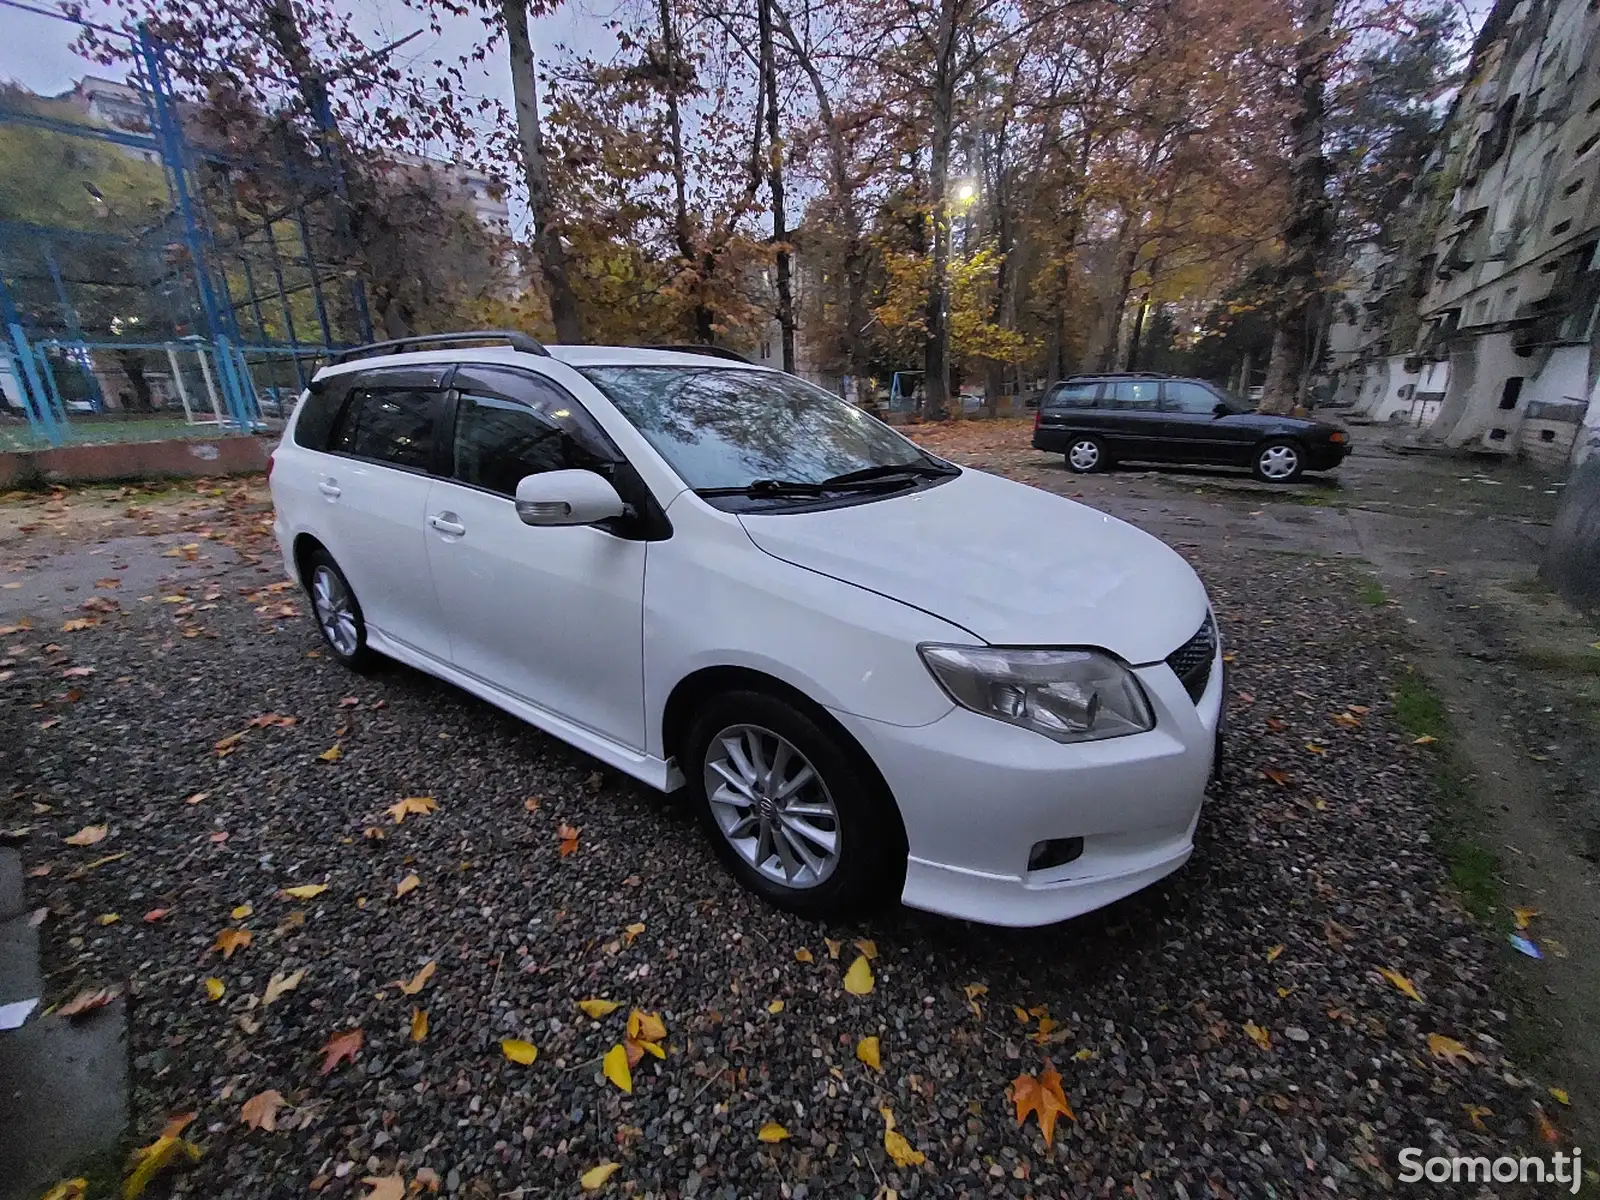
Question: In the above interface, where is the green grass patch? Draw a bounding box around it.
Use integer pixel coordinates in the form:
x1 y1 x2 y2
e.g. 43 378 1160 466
1358 576 1388 606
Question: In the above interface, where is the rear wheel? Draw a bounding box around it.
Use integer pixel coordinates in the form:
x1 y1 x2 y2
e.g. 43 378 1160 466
304 548 373 670
683 690 903 915
1252 440 1304 483
1065 435 1108 474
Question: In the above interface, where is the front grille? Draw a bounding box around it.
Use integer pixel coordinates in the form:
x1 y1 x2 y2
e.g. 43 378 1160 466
1166 613 1216 704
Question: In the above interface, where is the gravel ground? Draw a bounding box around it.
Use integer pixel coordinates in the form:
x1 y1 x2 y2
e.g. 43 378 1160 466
0 466 1567 1198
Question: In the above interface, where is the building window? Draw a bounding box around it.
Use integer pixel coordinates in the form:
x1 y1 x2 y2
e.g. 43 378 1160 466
1499 377 1524 410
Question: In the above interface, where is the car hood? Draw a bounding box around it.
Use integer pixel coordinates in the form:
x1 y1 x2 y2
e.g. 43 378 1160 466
737 468 1208 664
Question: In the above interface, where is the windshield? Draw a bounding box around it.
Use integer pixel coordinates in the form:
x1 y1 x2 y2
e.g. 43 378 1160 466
579 365 943 490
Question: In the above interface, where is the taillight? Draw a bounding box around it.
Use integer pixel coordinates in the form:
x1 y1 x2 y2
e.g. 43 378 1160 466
1033 407 1042 431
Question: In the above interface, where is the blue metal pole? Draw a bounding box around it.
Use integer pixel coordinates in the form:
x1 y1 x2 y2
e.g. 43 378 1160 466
0 268 59 447
41 240 104 412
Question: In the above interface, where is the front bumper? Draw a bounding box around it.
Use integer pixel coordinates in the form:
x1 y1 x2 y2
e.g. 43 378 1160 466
834 639 1223 927
1306 442 1351 471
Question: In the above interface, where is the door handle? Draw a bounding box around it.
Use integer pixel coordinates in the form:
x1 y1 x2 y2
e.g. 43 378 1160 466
428 513 466 537
318 479 341 499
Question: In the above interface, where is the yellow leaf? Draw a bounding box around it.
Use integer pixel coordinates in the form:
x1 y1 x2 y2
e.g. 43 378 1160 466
856 1035 881 1070
1513 906 1539 930
1072 1048 1095 1061
97 913 119 926
230 903 253 920
854 938 878 960
40 1180 88 1200
1013 1006 1030 1025
602 1043 632 1092
767 999 785 1014
622 922 645 945
1412 734 1437 746
1305 743 1327 756
1427 1032 1474 1065
411 1008 428 1043
1549 1087 1569 1105
395 873 420 898
580 1162 622 1191
794 947 813 963
1463 1103 1491 1130
1243 1021 1272 1050
626 1010 666 1043
65 824 108 847
757 1122 790 1143
963 982 987 1017
1266 944 1285 963
1378 967 1423 1003
280 884 328 900
262 968 305 1005
633 1036 666 1059
122 1133 202 1199
578 998 622 1019
317 743 343 763
824 937 841 959
203 977 225 1001
843 955 874 996
386 796 437 824
501 1038 538 1065
880 1108 924 1167
397 961 436 995
212 928 252 959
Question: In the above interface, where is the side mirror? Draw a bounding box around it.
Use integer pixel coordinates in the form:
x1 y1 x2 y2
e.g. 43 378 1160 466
514 469 627 527
1212 402 1231 417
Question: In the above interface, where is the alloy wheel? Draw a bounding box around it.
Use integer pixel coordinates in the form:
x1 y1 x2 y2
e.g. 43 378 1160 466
1068 439 1100 471
311 565 360 658
1258 444 1299 480
704 724 841 889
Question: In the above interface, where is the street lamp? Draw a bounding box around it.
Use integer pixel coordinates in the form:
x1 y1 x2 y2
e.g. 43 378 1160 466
952 180 977 205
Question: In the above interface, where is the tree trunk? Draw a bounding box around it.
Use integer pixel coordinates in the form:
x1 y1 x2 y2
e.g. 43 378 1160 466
1099 210 1141 371
1261 0 1335 414
1125 295 1149 371
503 0 582 344
657 0 712 342
757 0 795 372
115 351 152 412
921 0 958 417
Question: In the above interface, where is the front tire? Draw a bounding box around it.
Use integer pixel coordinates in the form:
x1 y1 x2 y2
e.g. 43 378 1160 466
1252 439 1304 483
304 549 373 670
683 690 903 915
1065 435 1108 474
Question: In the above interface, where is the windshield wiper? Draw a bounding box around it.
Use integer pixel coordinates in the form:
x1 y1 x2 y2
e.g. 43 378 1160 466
694 478 830 498
818 461 959 487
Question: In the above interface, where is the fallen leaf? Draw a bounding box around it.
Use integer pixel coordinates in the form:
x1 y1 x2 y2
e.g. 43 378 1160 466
61 666 94 679
602 1043 632 1092
843 955 875 995
184 791 209 805
857 1035 882 1070
143 908 170 922
1378 967 1423 1003
57 987 119 1017
415 1168 440 1193
627 1009 667 1043
411 1008 428 1042
1010 1064 1075 1147
854 938 878 959
39 1180 87 1200
397 961 436 995
1305 743 1327 756
1243 1021 1272 1050
386 796 436 824
395 873 420 898
316 744 343 763
963 982 987 1018
501 1038 538 1065
794 947 814 964
279 884 327 901
96 912 120 926
122 1130 202 1199
622 921 645 945
240 1089 284 1131
263 968 305 1005
1513 906 1539 930
880 1106 925 1167
1266 944 1285 963
1535 1105 1561 1144
767 999 785 1014
1262 768 1289 787
557 823 581 856
757 1122 790 1143
1427 1033 1475 1065
580 1162 622 1191
213 928 252 958
64 824 107 847
231 903 253 920
360 1176 405 1200
1462 1103 1491 1131
203 977 225 1001
1072 1047 1095 1061
1332 711 1361 728
1412 734 1437 746
578 998 622 1019
61 618 96 633
214 731 244 756
318 1028 362 1074
824 937 842 959
1547 1086 1569 1105
523 796 541 812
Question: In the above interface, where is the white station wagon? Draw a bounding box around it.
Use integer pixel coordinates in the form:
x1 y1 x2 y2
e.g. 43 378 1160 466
271 332 1223 926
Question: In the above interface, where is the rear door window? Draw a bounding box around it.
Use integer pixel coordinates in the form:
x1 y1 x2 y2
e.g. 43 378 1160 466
1108 380 1160 410
1044 381 1100 408
331 389 439 471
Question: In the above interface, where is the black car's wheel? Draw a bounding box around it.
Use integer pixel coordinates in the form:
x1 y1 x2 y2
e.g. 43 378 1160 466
683 689 904 916
304 547 374 670
1252 439 1304 483
1065 435 1108 474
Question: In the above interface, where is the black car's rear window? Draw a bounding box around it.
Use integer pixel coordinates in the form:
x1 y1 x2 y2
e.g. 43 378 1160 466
1044 382 1099 408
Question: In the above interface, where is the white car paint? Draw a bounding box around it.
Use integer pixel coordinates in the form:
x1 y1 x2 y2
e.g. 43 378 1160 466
271 343 1220 926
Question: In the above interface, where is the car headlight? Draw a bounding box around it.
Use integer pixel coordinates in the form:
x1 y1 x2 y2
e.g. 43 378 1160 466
918 644 1155 743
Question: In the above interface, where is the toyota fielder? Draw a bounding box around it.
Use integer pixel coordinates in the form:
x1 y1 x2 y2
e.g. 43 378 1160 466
270 332 1222 927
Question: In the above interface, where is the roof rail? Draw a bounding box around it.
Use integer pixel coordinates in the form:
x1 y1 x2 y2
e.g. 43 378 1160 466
331 330 550 364
651 344 754 364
